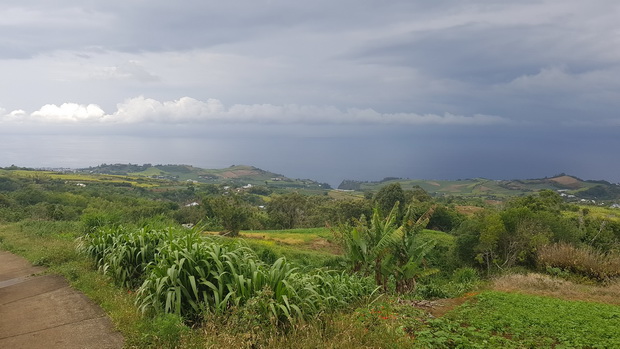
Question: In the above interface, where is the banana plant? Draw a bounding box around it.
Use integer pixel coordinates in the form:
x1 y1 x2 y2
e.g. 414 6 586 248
341 202 437 292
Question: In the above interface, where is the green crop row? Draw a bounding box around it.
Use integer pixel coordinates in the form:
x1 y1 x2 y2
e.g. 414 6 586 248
78 226 376 325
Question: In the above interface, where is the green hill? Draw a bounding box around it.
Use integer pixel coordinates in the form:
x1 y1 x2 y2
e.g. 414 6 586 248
77 164 331 191
338 174 620 201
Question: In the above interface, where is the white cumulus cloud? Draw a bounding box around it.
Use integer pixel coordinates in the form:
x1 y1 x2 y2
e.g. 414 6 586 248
30 103 106 122
2 96 509 126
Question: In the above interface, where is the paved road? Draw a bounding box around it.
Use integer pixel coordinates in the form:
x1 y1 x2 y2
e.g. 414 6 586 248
0 250 124 349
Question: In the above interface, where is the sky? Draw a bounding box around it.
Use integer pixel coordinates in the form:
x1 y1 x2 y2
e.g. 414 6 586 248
1 1 619 186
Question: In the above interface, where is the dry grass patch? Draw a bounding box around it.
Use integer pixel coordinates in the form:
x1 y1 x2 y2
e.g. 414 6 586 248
537 243 620 280
492 273 620 306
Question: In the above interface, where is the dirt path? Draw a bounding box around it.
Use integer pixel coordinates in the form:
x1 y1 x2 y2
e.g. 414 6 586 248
0 251 124 349
399 292 479 318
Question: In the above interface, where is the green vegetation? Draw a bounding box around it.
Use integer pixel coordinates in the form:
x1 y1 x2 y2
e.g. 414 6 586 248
413 291 620 348
1 165 619 348
339 204 438 292
79 225 375 324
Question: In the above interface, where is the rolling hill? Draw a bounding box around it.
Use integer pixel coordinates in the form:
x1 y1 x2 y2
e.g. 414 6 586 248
6 163 619 202
338 174 620 201
76 164 331 191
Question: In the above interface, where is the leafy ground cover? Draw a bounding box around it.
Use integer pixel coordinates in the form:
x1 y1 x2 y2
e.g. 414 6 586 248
412 291 620 348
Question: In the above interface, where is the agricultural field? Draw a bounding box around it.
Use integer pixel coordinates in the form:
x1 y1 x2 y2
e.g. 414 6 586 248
564 205 620 222
407 290 620 348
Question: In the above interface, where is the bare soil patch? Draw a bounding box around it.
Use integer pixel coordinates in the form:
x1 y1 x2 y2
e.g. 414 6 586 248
549 175 581 187
398 292 479 318
477 185 492 192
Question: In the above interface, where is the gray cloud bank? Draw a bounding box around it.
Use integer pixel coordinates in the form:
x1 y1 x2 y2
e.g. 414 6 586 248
1 1 619 183
1 1 620 124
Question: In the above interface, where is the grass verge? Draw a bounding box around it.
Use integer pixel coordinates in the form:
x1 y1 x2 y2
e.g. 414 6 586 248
0 221 201 348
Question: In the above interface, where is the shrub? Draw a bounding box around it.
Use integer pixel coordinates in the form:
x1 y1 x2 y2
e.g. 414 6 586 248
452 267 479 284
140 313 190 349
537 243 620 281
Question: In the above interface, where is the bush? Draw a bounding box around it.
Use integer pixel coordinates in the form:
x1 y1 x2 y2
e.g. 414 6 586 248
140 313 190 348
413 268 480 299
452 267 480 284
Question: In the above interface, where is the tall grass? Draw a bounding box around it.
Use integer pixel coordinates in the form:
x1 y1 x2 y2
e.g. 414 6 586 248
79 225 376 326
77 225 173 288
537 243 620 281
492 273 620 305
136 230 376 324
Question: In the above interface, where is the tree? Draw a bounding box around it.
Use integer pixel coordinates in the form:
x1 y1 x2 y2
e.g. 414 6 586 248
507 189 564 214
404 185 432 203
374 182 405 215
267 192 308 229
456 206 553 273
427 205 464 232
210 195 251 237
324 199 372 225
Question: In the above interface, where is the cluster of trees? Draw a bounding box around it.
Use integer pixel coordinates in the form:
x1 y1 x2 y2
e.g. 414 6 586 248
187 182 463 236
454 190 620 274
